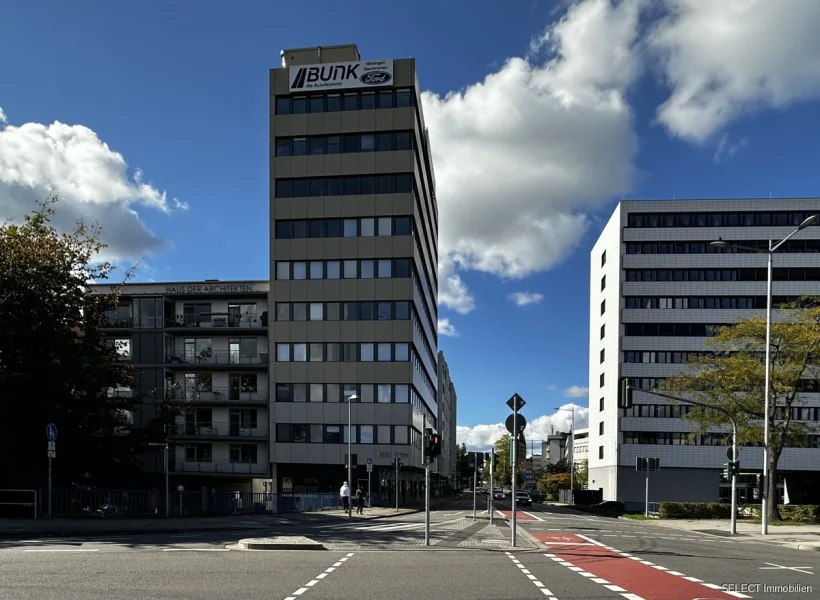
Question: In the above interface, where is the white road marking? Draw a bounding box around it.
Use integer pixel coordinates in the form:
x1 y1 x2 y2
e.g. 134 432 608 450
283 553 354 600
162 548 229 552
22 549 99 553
522 511 545 521
505 553 558 600
759 562 814 575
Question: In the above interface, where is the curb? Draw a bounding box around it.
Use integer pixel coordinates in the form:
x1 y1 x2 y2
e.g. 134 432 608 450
0 525 273 541
786 543 820 552
233 537 326 551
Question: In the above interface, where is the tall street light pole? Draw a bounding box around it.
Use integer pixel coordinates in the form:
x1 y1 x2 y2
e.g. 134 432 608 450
348 393 358 518
554 407 575 505
711 213 817 536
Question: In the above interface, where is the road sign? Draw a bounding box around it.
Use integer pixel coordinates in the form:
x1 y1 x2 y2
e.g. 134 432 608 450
506 393 526 412
47 441 55 451
47 450 56 459
726 447 739 460
367 458 373 465
505 413 527 434
366 464 372 472
46 423 57 442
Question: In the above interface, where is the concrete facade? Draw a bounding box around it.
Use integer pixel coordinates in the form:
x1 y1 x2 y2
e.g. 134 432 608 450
91 280 270 491
269 44 439 500
589 199 820 509
436 350 457 489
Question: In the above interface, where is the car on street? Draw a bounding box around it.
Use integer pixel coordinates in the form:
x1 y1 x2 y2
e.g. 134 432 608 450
493 491 505 499
515 491 532 506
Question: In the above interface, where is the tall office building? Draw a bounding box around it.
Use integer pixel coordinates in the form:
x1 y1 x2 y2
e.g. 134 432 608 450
269 44 439 501
589 199 820 509
436 350 457 492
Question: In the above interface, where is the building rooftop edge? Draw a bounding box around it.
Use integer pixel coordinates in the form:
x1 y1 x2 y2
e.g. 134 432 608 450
88 279 269 289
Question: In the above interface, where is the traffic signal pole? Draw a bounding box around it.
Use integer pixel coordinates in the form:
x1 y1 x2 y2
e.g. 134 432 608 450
489 452 494 525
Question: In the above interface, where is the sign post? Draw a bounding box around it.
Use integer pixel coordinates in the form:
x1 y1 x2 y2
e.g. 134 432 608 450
395 455 401 512
46 424 57 519
506 394 526 547
636 457 660 516
149 442 170 517
366 458 373 508
489 451 495 525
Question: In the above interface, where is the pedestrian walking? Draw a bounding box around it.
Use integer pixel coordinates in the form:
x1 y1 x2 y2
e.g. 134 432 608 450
355 485 365 514
339 481 350 511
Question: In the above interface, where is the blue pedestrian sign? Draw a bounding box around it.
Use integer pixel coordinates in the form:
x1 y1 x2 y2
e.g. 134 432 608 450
46 423 58 443
367 458 373 465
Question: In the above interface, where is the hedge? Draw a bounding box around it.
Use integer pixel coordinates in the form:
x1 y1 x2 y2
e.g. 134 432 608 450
659 502 820 523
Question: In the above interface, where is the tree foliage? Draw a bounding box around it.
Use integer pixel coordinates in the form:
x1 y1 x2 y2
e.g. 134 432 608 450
0 199 154 488
574 459 588 490
537 473 571 500
663 298 820 521
455 443 470 487
482 434 527 487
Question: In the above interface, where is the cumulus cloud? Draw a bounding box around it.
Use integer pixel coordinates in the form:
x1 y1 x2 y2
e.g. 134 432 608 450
508 291 544 306
563 385 589 398
648 0 820 143
438 318 458 337
0 107 183 259
422 0 641 313
457 403 590 451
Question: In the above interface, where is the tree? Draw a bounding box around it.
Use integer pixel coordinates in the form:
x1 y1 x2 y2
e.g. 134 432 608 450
486 434 527 487
455 443 469 487
537 473 571 501
574 459 588 490
663 298 820 522
0 199 154 488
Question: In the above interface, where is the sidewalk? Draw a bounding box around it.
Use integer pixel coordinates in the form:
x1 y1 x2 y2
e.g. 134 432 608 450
630 517 820 551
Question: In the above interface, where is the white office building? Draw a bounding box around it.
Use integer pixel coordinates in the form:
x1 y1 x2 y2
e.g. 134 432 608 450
589 199 820 509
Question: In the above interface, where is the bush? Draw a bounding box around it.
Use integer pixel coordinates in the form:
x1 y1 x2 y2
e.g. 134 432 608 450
779 505 820 524
660 502 820 523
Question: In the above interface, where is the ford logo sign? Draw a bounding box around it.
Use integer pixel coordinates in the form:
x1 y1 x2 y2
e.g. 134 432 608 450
360 71 392 85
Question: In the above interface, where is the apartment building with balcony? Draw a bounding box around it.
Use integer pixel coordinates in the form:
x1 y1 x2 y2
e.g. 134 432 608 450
589 199 820 509
269 44 440 500
92 280 270 491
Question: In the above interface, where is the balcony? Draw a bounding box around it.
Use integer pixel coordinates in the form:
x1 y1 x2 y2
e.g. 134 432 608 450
101 316 133 329
165 351 268 369
166 313 268 333
174 422 268 439
175 460 269 476
165 387 269 406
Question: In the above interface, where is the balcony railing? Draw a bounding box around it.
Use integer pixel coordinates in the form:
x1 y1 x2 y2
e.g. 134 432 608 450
102 317 133 328
175 459 269 475
165 351 268 365
167 314 267 329
165 387 269 404
174 422 268 438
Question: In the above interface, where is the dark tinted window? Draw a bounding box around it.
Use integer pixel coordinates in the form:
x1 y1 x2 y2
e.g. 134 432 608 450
377 133 393 151
394 216 412 235
276 384 292 402
276 98 291 114
309 220 326 238
309 97 324 113
394 258 411 278
360 176 376 195
293 138 307 156
378 91 393 108
309 178 325 197
343 177 360 195
377 175 393 194
292 179 308 197
275 221 292 239
394 132 412 151
396 89 412 108
276 180 293 198
327 95 341 112
343 93 358 111
395 174 413 193
395 301 410 320
309 137 326 155
326 178 343 196
327 136 341 154
292 220 307 239
361 93 375 109
326 219 342 237
292 97 307 114
359 302 375 321
276 139 292 156
343 134 359 153
343 303 359 321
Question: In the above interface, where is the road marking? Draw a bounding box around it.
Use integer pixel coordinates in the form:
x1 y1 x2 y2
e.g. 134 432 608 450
522 510 545 521
22 549 100 553
283 553 354 600
759 562 814 575
162 548 229 552
505 553 558 600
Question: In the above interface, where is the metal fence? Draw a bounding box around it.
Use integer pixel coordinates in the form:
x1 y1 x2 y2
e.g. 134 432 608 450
277 493 341 513
49 489 276 518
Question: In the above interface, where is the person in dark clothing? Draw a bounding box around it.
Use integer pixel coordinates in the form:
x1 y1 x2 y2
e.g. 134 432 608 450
355 485 366 514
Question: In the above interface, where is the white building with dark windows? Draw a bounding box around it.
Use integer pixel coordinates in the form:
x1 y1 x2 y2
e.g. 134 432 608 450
589 199 820 509
92 280 271 492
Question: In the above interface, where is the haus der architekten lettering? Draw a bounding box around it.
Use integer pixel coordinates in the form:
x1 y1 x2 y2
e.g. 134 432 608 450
269 44 441 501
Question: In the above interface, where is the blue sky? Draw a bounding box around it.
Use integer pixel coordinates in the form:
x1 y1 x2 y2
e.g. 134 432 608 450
2 0 820 451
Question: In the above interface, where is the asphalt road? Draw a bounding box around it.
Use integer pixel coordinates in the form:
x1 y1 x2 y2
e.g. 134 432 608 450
1 500 817 599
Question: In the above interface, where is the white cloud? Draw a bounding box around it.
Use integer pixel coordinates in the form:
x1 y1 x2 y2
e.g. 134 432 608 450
648 0 820 143
0 108 184 259
438 318 458 337
508 291 544 306
712 133 748 164
563 385 589 398
457 403 590 451
546 384 556 391
423 0 641 313
0 108 6 124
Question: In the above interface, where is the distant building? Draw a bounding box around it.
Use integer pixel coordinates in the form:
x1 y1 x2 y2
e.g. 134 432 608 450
436 351 457 493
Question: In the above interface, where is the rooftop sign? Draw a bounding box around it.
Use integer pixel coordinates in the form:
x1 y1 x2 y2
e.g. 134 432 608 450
288 60 393 92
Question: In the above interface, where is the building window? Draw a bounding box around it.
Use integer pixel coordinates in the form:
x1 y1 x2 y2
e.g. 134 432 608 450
310 383 324 402
276 344 290 362
600 300 606 315
599 373 605 387
601 275 606 291
600 324 605 339
599 422 604 435
185 443 212 462
395 385 409 403
600 348 605 363
598 446 604 459
359 425 374 444
601 250 606 267
377 384 392 403
377 343 391 361
309 343 323 362
327 261 341 279
599 397 604 411
324 426 342 444
309 303 323 321
275 173 414 198
360 343 374 362
275 303 290 321
377 425 391 444
394 343 409 361
229 444 257 463
275 259 413 281
292 303 307 321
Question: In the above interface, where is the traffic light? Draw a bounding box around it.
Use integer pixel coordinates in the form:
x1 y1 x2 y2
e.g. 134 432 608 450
729 460 739 477
619 378 633 409
722 463 730 479
424 428 442 459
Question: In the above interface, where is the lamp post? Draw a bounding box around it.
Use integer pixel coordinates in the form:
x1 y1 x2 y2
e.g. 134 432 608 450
347 393 358 517
711 213 817 535
554 407 575 505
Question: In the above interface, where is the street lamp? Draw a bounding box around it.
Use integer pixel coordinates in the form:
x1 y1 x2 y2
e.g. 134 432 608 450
554 407 575 505
347 393 358 517
711 213 817 535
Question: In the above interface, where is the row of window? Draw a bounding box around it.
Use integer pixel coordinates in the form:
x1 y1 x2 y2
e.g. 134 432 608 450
624 377 820 393
621 403 820 421
275 88 414 115
275 258 412 280
276 423 412 445
624 323 723 337
275 342 410 363
626 240 820 255
627 211 819 229
623 432 738 446
624 351 707 364
275 300 411 322
184 443 257 463
624 296 801 310
275 382 410 404
625 268 820 282
275 131 413 157
180 373 259 393
275 216 413 239
275 174 414 198
183 408 258 429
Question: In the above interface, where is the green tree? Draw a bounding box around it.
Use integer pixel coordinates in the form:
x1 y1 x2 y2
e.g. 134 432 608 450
536 473 571 500
573 459 588 490
663 298 820 522
0 199 156 488
485 434 527 487
455 443 469 487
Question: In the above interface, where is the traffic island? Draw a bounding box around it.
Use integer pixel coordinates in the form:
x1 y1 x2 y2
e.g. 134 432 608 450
230 536 326 551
